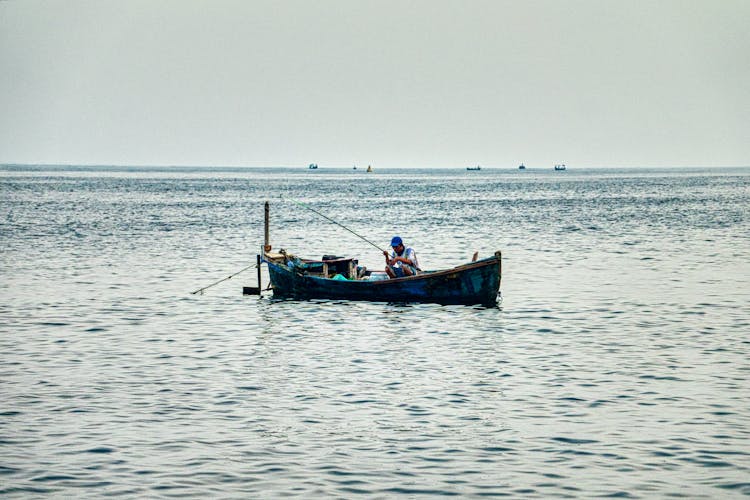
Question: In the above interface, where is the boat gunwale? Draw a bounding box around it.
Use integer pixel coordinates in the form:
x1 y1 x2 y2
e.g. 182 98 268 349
263 253 500 285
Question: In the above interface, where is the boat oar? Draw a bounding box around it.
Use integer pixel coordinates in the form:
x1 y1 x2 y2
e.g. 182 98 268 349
285 197 387 253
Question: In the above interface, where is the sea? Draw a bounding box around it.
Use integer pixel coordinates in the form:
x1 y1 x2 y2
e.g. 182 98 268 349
1 165 749 498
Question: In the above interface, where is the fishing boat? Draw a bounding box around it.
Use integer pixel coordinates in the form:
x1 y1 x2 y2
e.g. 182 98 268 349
554 164 566 171
518 163 526 170
466 166 481 171
263 251 501 305
249 202 502 305
308 163 318 169
366 165 373 172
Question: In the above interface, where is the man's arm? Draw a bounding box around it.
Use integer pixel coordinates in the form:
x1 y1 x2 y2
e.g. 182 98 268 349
401 248 416 267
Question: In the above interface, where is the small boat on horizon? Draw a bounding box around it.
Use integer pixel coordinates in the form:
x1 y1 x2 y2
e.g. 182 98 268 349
518 164 526 170
554 164 566 171
308 163 318 169
467 166 481 171
366 165 373 172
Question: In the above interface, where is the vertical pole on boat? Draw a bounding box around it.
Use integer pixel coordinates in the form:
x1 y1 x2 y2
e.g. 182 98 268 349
246 201 269 296
259 200 269 294
264 201 270 252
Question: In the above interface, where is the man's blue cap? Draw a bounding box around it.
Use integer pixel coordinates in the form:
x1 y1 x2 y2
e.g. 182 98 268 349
390 236 403 247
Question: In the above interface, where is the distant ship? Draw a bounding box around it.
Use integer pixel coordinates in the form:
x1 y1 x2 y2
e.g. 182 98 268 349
308 163 318 169
518 164 526 170
554 164 566 171
466 166 481 171
366 165 373 172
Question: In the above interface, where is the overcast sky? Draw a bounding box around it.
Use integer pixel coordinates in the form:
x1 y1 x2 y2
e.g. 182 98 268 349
1 0 748 168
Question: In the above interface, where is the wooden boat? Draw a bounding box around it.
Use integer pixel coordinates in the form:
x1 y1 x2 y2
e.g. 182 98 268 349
262 251 501 305
554 163 566 171
249 203 502 305
466 166 481 171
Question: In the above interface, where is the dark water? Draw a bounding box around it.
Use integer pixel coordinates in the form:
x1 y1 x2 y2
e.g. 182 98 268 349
1 165 749 497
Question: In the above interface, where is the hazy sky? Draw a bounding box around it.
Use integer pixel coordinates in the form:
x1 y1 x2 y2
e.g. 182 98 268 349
1 0 748 168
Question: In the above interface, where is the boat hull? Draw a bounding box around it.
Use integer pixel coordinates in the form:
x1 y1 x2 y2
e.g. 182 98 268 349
265 253 501 305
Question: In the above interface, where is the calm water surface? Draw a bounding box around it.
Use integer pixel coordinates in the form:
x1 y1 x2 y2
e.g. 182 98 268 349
1 166 749 497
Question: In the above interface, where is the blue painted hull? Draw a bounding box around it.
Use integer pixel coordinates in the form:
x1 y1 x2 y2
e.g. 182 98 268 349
264 252 501 305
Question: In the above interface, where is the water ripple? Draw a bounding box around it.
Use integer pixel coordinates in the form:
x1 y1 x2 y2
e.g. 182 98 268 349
1 167 749 497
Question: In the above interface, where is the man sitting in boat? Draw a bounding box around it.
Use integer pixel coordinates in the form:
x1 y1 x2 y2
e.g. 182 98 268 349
383 236 420 278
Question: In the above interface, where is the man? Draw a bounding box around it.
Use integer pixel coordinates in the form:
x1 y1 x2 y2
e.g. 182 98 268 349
383 236 420 278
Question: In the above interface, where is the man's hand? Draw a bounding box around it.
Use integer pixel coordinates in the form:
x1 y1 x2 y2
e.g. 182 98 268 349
383 251 394 266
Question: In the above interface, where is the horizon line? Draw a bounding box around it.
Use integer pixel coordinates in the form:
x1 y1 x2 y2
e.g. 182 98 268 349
2 162 749 170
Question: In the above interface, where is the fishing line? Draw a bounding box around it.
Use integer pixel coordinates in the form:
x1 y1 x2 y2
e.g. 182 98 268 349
190 262 258 295
284 196 386 253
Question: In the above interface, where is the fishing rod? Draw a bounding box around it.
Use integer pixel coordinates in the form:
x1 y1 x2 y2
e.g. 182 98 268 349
285 197 387 253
